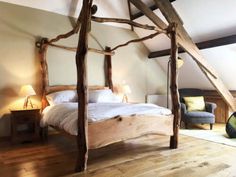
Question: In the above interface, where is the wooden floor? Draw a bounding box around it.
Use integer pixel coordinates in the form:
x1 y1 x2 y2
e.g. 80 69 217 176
1 124 236 177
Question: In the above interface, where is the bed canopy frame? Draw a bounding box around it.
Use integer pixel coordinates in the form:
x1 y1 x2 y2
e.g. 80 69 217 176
36 0 181 172
35 0 236 173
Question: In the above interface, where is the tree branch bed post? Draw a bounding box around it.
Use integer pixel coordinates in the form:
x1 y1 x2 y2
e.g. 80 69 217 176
105 46 113 91
38 38 50 141
169 23 181 149
75 0 93 172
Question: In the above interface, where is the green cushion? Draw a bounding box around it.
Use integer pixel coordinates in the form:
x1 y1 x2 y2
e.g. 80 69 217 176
183 96 205 111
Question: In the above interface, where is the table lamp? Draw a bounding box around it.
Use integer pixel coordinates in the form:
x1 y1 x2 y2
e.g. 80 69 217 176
19 85 36 109
121 84 131 103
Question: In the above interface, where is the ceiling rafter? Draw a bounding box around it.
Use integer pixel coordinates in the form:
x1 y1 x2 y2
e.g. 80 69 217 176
149 34 236 58
129 0 236 111
130 0 176 20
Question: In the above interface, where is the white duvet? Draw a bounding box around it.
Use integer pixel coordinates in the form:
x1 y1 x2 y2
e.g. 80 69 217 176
41 103 172 135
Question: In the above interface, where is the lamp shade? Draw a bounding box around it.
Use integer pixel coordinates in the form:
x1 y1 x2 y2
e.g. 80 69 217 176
19 85 36 97
122 85 131 94
177 57 184 68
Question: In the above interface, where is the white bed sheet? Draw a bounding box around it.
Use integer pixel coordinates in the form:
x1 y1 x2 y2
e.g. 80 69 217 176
41 103 172 135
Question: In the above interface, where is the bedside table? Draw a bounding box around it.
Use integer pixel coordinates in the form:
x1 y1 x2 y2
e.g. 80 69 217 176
10 109 40 143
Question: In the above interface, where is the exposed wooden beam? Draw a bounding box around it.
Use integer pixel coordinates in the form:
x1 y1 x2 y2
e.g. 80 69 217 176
131 0 176 20
130 0 236 111
129 0 216 77
152 0 218 78
153 0 236 111
129 0 167 29
149 34 236 58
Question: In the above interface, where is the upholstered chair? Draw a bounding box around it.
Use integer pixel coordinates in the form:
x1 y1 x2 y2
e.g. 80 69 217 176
179 88 217 130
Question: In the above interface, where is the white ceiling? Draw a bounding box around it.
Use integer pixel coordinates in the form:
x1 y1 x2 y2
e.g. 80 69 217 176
3 0 236 45
0 0 130 28
1 0 236 90
134 0 236 51
3 0 236 50
0 0 81 17
132 0 236 90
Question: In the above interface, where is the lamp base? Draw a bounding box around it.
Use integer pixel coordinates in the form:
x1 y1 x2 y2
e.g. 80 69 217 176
122 94 128 103
23 96 34 109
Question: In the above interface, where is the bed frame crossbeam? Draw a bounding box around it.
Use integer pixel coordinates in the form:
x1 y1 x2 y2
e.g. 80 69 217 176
38 0 180 172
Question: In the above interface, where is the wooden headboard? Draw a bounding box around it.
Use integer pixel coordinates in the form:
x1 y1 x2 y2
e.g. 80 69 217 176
38 38 113 109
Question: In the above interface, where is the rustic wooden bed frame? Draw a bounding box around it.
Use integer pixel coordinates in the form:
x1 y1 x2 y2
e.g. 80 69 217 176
36 0 182 172
38 42 175 148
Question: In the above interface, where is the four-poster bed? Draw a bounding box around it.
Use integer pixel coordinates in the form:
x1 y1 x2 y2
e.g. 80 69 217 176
36 0 181 172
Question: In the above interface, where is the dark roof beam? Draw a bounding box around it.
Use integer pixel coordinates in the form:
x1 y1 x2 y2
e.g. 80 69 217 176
131 0 176 20
148 34 236 58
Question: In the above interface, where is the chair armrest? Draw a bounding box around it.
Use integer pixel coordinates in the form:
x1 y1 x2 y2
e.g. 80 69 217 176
205 102 217 113
180 103 187 114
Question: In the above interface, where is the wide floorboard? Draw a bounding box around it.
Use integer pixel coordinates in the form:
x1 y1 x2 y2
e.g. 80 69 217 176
0 125 236 177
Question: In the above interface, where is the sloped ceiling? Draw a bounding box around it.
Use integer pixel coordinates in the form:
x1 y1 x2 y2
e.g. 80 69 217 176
133 0 236 90
0 0 130 28
2 0 236 90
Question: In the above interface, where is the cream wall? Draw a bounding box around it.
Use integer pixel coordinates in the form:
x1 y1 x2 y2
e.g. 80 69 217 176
0 2 166 137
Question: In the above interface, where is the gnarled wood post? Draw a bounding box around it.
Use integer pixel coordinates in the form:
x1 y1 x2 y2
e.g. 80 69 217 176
75 0 93 172
105 46 113 91
169 23 181 149
38 38 49 110
38 38 49 140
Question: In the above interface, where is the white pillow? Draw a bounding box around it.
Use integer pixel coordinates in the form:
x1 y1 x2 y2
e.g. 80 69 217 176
89 89 122 103
46 90 77 105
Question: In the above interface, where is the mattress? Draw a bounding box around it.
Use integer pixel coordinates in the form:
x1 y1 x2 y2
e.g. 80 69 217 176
41 102 172 135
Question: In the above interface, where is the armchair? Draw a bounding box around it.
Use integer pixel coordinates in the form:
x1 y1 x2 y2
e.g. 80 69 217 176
179 88 217 130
